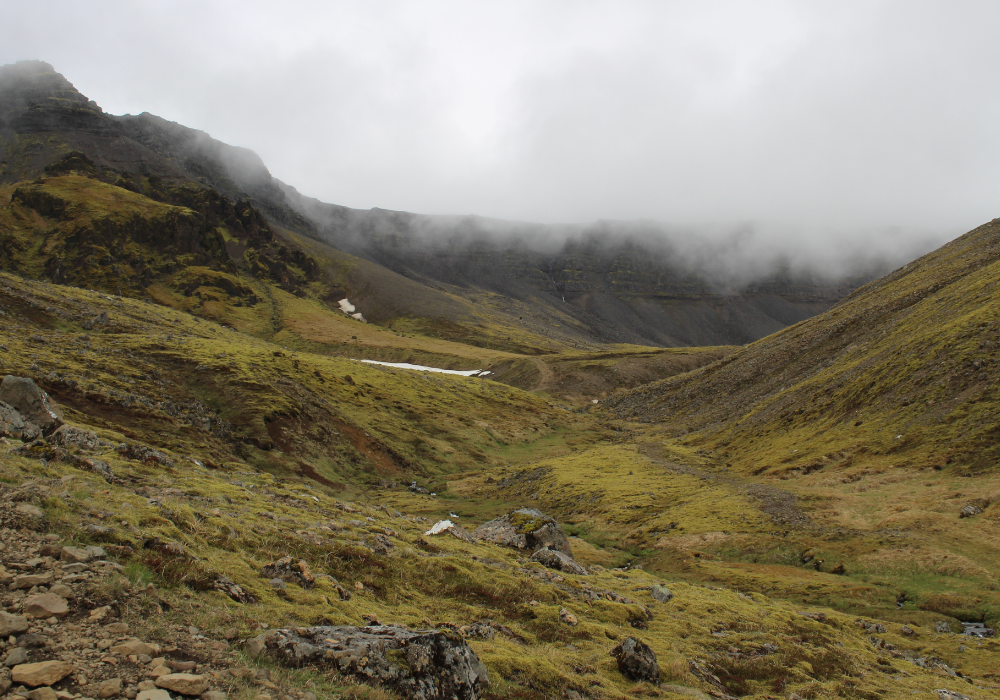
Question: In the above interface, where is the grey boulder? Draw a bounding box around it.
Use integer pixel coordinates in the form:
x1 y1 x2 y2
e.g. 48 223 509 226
530 547 587 575
0 376 63 435
472 508 573 557
610 636 660 682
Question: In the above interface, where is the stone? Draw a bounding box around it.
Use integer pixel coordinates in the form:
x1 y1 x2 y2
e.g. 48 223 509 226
610 636 660 682
252 625 488 700
269 578 286 590
559 608 579 626
110 640 161 657
138 681 157 691
149 667 171 679
959 504 983 518
935 691 972 700
48 425 106 451
136 691 171 700
104 623 129 635
48 584 73 599
0 402 42 441
87 546 107 559
261 557 314 589
60 546 93 564
28 688 57 700
0 377 64 435
529 547 587 575
17 634 48 648
211 577 256 605
200 693 226 700
4 647 28 667
155 674 209 696
423 520 474 542
472 508 573 557
0 612 29 637
650 585 674 603
22 594 69 620
98 678 122 698
11 572 54 590
934 621 952 634
11 660 75 687
14 504 44 520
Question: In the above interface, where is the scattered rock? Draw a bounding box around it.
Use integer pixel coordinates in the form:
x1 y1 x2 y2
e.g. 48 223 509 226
11 660 75 687
155 674 209 696
211 576 256 604
559 608 579 626
650 585 674 603
48 583 74 599
251 625 488 700
60 545 93 563
934 621 952 634
261 556 315 589
98 678 122 698
935 691 972 700
0 612 29 637
529 547 587 575
4 647 28 667
10 571 54 589
899 625 915 636
472 508 573 557
82 310 110 330
959 504 983 519
28 688 57 700
0 376 64 435
136 690 171 700
610 636 660 683
22 593 69 619
14 504 44 520
109 639 161 657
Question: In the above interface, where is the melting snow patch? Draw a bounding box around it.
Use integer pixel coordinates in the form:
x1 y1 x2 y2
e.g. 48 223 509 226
338 298 356 313
357 360 491 377
425 520 456 536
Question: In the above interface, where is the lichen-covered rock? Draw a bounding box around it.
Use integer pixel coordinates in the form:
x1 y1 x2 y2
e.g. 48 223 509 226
212 576 257 604
472 508 572 557
650 584 674 603
261 556 315 589
0 401 41 441
959 504 983 518
0 376 63 435
610 636 660 682
530 547 587 575
251 625 488 700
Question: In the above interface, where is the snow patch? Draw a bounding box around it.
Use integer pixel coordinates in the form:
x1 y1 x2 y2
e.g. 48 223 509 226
357 359 491 377
425 520 456 536
338 298 356 313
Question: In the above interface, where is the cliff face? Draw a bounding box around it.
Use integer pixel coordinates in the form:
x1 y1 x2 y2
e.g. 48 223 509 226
0 60 884 348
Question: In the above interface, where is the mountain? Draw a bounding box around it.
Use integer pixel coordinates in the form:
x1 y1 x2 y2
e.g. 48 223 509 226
0 60 887 353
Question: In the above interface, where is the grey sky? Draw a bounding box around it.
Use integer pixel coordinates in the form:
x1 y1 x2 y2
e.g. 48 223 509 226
3 1 999 246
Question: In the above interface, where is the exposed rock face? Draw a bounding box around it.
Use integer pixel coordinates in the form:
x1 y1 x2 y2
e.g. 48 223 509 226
251 625 488 700
530 547 587 575
472 508 572 557
0 376 63 435
610 636 660 682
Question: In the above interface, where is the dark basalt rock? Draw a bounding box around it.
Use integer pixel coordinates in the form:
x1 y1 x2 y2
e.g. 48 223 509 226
0 376 63 435
610 636 660 682
472 508 573 557
0 401 42 441
250 625 489 700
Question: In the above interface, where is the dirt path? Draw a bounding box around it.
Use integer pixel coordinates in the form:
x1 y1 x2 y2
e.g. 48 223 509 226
638 443 809 527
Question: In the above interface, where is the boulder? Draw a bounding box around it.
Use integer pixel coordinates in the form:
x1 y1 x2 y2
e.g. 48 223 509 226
27 688 57 700
650 585 674 603
530 547 587 575
48 425 108 451
0 401 41 441
960 504 983 518
251 625 488 700
109 639 161 656
0 377 63 435
559 608 579 626
472 508 573 557
4 647 28 667
60 546 93 563
10 572 54 590
610 636 660 682
0 612 29 637
97 677 122 698
425 520 474 542
136 690 171 700
261 556 315 589
22 593 69 619
155 673 209 695
934 621 952 634
11 660 75 687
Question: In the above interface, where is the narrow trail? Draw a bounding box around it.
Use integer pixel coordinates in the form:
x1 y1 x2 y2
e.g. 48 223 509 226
638 443 810 527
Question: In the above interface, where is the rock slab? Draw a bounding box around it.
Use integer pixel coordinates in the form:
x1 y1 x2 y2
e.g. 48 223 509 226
252 625 488 700
472 508 573 556
22 593 69 619
0 612 29 637
530 547 587 575
155 673 209 696
11 660 75 687
610 636 660 682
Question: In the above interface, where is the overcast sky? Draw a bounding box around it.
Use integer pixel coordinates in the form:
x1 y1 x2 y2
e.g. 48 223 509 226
3 1 999 247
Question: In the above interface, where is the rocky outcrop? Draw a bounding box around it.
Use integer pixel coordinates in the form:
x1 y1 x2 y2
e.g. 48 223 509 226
610 636 660 682
0 376 63 435
261 556 315 589
529 547 587 575
249 625 488 700
472 508 572 557
0 401 41 441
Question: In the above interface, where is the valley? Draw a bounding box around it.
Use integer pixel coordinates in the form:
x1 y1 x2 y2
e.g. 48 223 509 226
0 59 997 700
